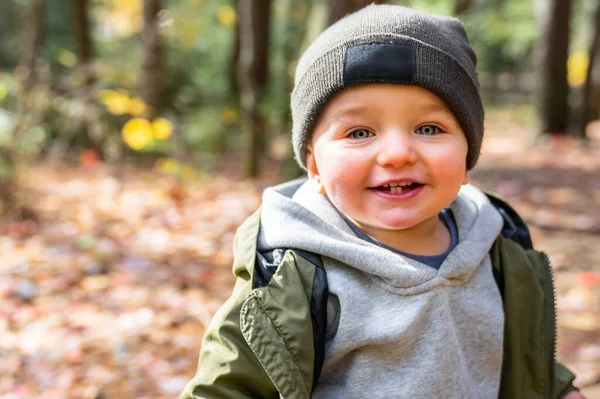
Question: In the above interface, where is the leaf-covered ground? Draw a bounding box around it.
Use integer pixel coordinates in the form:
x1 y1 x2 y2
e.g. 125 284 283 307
1 117 600 398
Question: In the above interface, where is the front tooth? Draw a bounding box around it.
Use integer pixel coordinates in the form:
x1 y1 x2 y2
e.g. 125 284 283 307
391 186 402 194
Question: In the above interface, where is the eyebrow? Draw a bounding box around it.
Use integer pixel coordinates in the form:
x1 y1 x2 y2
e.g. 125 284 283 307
415 101 450 114
327 105 370 124
325 101 450 126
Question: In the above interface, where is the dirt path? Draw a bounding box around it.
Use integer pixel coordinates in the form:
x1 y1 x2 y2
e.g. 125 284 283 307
0 129 599 397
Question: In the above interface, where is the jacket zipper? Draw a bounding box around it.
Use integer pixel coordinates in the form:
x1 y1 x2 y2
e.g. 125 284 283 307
542 252 557 399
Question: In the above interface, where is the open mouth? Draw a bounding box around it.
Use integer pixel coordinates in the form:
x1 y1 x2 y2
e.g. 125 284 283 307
371 182 423 194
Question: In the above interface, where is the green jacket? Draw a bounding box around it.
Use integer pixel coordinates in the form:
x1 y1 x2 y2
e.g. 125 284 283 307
181 200 577 399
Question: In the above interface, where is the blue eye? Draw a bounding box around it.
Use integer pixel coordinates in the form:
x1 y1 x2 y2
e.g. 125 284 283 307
348 129 373 139
416 125 440 135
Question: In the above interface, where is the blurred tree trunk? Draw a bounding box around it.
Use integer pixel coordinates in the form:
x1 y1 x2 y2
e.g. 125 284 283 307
70 0 101 152
1 0 45 218
255 0 272 89
230 0 271 94
327 0 386 26
301 2 328 51
14 0 45 134
16 0 44 93
539 0 572 136
453 0 474 16
581 0 600 137
71 0 94 86
229 0 240 95
238 0 272 177
0 147 17 218
140 0 163 119
282 0 309 179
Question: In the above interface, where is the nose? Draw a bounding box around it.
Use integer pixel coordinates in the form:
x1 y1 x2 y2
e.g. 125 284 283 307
376 131 417 167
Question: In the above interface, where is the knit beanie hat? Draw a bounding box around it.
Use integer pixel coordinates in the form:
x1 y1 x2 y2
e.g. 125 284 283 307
291 4 483 170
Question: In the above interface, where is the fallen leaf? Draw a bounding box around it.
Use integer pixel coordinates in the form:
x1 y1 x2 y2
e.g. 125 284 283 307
578 271 600 287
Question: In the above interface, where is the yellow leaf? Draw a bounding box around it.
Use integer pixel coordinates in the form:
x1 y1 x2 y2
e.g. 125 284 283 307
128 97 147 116
219 107 238 124
182 166 197 180
122 118 154 150
57 49 77 67
100 90 131 115
154 157 181 174
151 118 173 140
568 51 589 87
0 81 8 101
101 0 143 37
217 6 237 28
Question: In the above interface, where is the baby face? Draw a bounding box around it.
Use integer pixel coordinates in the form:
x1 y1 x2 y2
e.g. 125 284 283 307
306 83 470 241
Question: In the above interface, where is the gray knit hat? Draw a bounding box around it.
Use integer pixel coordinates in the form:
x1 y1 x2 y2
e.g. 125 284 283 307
291 4 483 170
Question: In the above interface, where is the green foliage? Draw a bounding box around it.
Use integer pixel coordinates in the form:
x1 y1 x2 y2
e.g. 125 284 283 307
465 0 539 75
406 0 453 15
1 0 594 167
182 106 236 153
43 0 76 75
407 0 539 75
0 2 23 69
161 0 236 107
266 0 311 133
0 74 16 145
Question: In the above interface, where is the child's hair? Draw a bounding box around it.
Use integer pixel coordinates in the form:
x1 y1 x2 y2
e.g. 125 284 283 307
291 4 483 171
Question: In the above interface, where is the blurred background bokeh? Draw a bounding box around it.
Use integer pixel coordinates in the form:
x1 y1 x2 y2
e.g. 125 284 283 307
1 0 600 398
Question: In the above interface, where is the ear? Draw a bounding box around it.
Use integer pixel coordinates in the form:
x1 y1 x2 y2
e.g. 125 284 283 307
306 147 326 194
462 168 470 185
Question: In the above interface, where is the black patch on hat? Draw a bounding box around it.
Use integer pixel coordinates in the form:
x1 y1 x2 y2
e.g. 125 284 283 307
343 43 414 84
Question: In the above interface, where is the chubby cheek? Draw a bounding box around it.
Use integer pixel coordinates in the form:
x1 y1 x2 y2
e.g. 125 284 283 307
319 152 370 202
428 149 468 192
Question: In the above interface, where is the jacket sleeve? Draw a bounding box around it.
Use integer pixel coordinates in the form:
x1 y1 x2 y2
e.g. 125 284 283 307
179 270 279 399
555 361 578 398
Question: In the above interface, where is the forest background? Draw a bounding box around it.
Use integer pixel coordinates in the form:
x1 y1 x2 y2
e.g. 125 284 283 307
1 0 600 398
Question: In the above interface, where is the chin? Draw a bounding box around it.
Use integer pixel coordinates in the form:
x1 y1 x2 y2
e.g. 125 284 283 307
381 221 420 231
374 213 435 231
362 218 419 231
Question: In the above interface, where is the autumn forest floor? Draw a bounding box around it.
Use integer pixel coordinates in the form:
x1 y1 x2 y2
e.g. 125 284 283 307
1 108 600 398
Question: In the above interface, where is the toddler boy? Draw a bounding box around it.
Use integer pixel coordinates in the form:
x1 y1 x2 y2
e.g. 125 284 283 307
182 5 582 398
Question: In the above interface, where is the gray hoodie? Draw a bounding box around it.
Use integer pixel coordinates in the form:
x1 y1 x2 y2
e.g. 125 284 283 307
258 179 505 398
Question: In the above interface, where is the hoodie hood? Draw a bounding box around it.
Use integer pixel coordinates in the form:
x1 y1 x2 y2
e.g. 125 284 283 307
258 178 503 293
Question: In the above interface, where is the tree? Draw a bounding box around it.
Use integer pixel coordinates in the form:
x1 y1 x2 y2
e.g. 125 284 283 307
326 0 386 26
538 0 572 136
69 0 101 152
581 0 600 137
16 0 45 93
453 0 474 16
280 0 310 179
1 0 45 218
71 0 94 87
13 0 45 136
140 0 164 118
237 0 272 177
229 0 240 95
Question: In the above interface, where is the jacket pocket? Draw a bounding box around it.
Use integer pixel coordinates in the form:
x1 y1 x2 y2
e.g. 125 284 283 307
240 251 317 399
241 290 310 399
